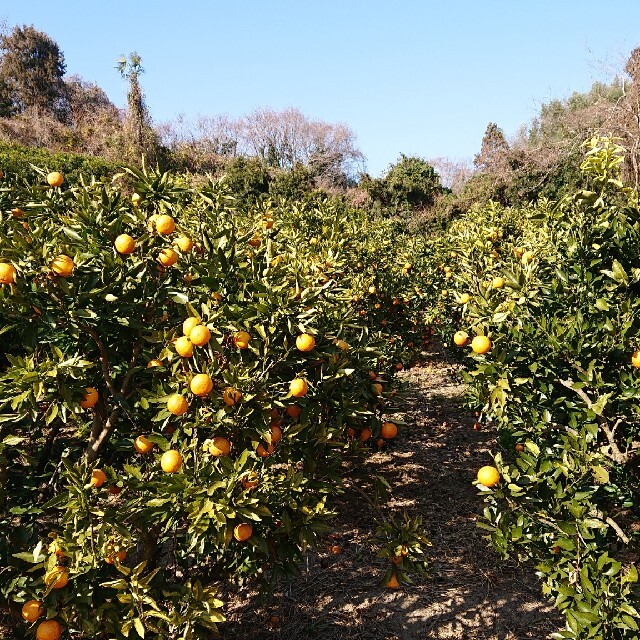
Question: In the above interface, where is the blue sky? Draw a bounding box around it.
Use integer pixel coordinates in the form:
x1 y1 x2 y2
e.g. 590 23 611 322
2 1 640 175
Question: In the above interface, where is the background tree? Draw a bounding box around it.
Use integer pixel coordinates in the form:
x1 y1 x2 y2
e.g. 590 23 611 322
474 122 510 173
362 155 443 214
117 52 157 164
0 25 68 119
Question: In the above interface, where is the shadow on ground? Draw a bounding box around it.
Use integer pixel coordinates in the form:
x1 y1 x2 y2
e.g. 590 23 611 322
224 350 562 640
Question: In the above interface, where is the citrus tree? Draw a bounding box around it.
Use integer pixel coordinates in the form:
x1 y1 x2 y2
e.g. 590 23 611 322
0 164 429 639
441 137 640 639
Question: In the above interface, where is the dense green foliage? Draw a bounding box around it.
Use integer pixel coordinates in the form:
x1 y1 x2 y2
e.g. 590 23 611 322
438 138 640 639
0 162 429 639
0 142 117 184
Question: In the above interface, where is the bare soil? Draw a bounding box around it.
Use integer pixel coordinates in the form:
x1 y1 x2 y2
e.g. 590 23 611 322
225 350 562 639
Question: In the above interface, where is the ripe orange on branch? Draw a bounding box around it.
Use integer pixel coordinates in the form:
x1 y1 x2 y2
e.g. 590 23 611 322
80 387 99 409
51 255 74 277
296 333 316 352
471 335 492 354
21 600 43 623
208 437 231 457
222 387 242 406
174 336 194 357
453 331 469 347
289 378 308 398
381 422 398 439
190 373 213 397
36 619 63 640
46 171 64 187
155 215 176 235
134 435 154 454
114 234 135 254
0 262 16 284
176 235 193 252
233 330 251 349
89 468 106 488
158 248 178 267
44 566 69 589
167 394 188 416
161 450 183 473
189 325 211 346
477 466 501 487
233 523 253 541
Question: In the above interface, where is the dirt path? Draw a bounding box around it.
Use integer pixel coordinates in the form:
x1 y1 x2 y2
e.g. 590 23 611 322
226 351 561 639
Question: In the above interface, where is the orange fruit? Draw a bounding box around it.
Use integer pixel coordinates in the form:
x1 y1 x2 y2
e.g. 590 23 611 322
286 404 301 419
395 363 404 371
222 387 242 406
263 217 274 229
44 566 68 589
632 351 640 368
477 466 501 487
161 450 183 473
289 378 308 398
46 171 64 187
270 424 282 443
369 371 378 380
360 428 372 442
515 443 525 452
36 619 63 640
183 317 201 337
385 572 400 588
248 234 261 248
158 248 178 267
233 330 251 349
256 442 275 457
107 485 122 495
381 422 398 439
233 523 253 541
176 236 193 252
0 262 16 284
190 325 211 346
131 192 142 206
242 471 259 490
459 293 471 304
167 394 188 416
514 247 525 258
11 207 24 217
372 383 383 396
134 435 154 454
190 373 213 397
492 276 505 289
114 234 135 254
147 359 163 368
521 250 534 264
90 468 106 488
51 255 74 277
155 214 176 235
22 600 44 623
471 335 492 354
209 436 231 457
105 550 126 564
296 333 316 352
175 336 194 357
211 291 223 304
80 387 99 409
453 331 469 347
368 285 377 295
335 339 350 351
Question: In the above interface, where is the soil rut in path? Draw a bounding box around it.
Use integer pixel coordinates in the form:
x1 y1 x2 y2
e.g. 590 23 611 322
226 353 561 639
